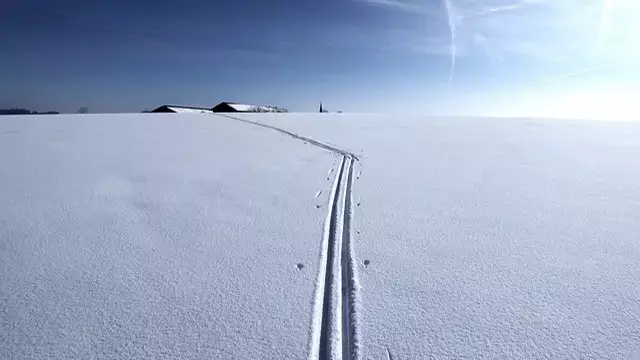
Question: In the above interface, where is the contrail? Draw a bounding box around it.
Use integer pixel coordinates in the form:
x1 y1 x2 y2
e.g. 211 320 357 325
443 0 457 85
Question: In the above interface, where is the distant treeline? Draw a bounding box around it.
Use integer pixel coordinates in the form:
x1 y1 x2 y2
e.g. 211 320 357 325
0 108 60 115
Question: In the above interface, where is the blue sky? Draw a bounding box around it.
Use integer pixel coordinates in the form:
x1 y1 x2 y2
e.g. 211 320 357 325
2 0 638 118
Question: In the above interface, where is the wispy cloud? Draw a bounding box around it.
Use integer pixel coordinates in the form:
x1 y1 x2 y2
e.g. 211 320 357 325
591 0 614 60
352 0 639 84
536 63 619 82
353 0 429 14
461 0 546 19
473 33 501 63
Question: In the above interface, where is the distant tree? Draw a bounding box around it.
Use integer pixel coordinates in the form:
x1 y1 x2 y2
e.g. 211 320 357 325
0 108 59 115
0 108 33 115
251 105 275 113
77 107 89 114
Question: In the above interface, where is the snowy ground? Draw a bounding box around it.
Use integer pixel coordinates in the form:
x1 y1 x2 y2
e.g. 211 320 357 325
234 113 640 359
0 114 340 359
3 113 640 359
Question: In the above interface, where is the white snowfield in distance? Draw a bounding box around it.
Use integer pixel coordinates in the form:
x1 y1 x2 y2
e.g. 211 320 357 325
225 103 282 113
2 112 640 360
164 106 213 114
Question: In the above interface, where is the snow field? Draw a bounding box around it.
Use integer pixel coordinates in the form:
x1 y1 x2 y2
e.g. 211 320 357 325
0 113 339 359
233 113 640 359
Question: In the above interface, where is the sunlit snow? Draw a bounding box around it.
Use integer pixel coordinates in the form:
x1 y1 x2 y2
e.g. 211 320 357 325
2 112 640 359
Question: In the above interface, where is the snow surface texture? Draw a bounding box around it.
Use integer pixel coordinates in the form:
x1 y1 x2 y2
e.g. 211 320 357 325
232 113 640 360
4 112 640 359
0 113 340 359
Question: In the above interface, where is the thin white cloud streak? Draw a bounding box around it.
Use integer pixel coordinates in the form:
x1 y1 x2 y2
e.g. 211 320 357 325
462 4 527 19
443 0 457 84
536 63 618 82
591 0 614 59
354 0 428 14
462 0 550 19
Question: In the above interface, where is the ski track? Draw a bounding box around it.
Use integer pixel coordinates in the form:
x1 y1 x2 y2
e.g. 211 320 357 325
214 112 362 360
342 158 360 360
320 157 346 360
309 156 346 360
310 155 360 360
213 114 359 160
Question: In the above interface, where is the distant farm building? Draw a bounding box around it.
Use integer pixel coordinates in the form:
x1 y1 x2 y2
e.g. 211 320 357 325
150 105 213 114
211 102 287 113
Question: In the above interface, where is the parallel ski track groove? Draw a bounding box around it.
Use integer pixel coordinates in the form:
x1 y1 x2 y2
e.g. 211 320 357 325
342 158 358 360
319 157 347 360
308 156 345 360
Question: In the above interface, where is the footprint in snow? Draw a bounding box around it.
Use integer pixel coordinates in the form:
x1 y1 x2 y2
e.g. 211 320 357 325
296 263 305 270
364 260 370 267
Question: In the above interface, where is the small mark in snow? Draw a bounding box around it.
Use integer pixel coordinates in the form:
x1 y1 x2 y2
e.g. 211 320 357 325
328 168 334 175
364 259 370 267
132 200 153 211
297 263 305 270
327 177 330 180
315 190 322 198
357 230 361 235
356 171 361 179
386 346 395 360
303 141 308 145
316 204 322 209
357 202 361 207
